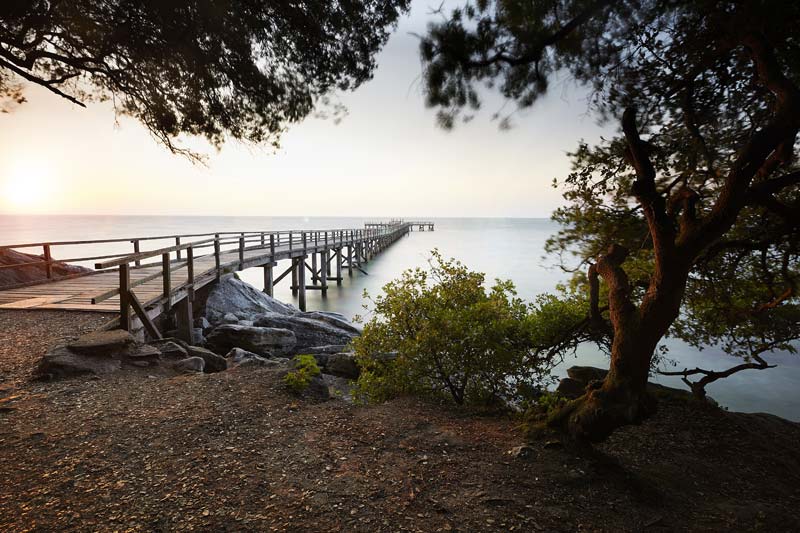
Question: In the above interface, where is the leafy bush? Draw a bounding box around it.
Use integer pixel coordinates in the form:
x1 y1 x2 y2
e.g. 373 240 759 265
284 355 321 394
353 250 562 407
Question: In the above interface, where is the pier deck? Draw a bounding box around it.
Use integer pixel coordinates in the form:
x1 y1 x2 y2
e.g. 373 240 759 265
0 221 433 339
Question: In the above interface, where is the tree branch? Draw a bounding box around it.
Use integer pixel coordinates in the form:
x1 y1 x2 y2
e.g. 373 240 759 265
0 56 85 107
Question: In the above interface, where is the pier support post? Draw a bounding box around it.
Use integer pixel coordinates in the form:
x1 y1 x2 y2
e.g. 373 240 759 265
176 297 193 344
291 258 298 296
336 248 342 286
263 264 274 297
298 255 307 311
320 250 328 297
119 263 131 331
311 252 318 284
348 245 353 276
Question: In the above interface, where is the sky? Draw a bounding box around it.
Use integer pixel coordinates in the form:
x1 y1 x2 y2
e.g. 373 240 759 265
0 0 613 218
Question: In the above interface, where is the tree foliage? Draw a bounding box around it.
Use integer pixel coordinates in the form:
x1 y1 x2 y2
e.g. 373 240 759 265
420 0 800 440
0 0 410 157
353 250 582 407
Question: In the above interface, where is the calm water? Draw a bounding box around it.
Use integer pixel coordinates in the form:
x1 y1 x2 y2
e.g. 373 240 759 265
2 215 798 420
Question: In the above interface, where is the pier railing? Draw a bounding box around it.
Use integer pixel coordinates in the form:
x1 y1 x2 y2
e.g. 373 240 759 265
0 221 415 338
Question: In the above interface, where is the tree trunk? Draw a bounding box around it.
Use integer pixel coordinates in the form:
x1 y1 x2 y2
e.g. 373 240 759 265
546 246 689 443
548 325 658 442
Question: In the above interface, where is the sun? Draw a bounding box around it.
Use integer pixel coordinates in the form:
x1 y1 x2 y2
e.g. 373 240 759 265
2 161 51 209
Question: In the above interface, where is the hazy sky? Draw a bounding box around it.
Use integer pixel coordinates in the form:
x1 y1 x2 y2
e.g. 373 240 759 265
0 0 613 218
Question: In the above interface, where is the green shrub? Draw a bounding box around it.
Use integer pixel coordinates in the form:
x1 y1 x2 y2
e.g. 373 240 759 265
284 354 321 394
536 391 568 414
353 250 559 407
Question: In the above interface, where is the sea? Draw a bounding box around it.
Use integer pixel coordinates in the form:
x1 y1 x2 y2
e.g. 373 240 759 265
1 215 798 420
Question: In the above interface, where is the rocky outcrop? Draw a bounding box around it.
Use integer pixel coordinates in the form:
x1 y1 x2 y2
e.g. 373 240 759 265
206 324 296 357
203 276 298 324
252 312 357 351
0 248 91 288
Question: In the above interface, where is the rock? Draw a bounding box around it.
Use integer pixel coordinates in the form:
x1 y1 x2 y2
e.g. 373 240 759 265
67 330 136 356
304 345 348 355
191 328 205 345
302 311 361 335
305 375 332 401
508 445 535 459
204 276 298 324
221 312 240 324
194 317 211 331
148 339 188 359
173 356 205 373
556 377 586 400
206 324 296 357
124 344 161 359
0 248 91 288
305 373 353 401
323 373 353 398
325 352 360 379
566 366 608 385
252 312 357 351
311 353 330 368
225 348 288 369
185 346 227 373
39 345 122 378
239 320 254 327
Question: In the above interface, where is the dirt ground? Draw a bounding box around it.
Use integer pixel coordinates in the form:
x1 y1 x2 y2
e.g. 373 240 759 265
1 309 799 532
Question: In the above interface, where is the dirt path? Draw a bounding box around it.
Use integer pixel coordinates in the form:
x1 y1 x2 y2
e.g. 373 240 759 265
1 367 798 532
1 308 798 531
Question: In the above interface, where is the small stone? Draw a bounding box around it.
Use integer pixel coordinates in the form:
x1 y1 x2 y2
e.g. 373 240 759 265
508 445 535 459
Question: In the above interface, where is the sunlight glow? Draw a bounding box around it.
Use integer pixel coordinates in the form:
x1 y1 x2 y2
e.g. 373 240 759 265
2 160 51 209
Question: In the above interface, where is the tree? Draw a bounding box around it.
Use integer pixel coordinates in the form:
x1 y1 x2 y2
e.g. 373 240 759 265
419 0 800 441
352 250 577 407
0 0 410 157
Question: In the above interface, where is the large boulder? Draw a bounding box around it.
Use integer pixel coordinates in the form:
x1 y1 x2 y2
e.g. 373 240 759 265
556 377 586 400
567 366 609 384
67 330 136 356
39 345 123 378
204 276 298 324
185 346 228 373
252 313 357 351
206 324 296 357
39 329 161 378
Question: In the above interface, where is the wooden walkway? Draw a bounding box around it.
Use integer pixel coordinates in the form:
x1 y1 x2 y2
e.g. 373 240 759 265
0 221 432 339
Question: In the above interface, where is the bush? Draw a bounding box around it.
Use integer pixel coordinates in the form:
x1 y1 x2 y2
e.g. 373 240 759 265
284 354 321 394
353 250 559 407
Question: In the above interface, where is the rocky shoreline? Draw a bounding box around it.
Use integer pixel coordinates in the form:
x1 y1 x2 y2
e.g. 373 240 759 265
38 276 363 397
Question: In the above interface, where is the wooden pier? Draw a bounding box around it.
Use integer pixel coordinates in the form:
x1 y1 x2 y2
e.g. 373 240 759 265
0 221 431 341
